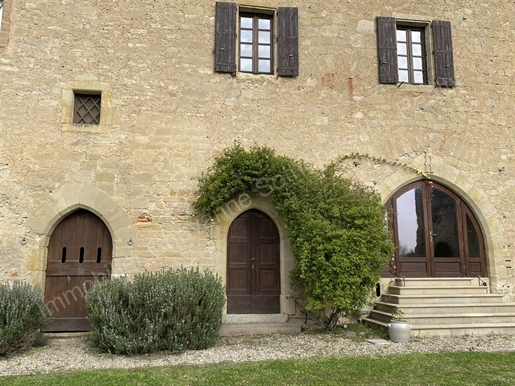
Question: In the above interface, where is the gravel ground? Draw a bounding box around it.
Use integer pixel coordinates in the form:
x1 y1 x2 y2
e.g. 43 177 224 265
1 332 515 377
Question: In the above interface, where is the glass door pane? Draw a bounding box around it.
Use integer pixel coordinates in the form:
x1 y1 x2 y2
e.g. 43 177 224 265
466 215 480 257
430 187 459 257
396 187 425 257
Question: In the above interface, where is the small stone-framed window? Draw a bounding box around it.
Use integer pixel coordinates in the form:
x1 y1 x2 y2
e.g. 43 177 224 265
73 93 101 125
60 82 114 133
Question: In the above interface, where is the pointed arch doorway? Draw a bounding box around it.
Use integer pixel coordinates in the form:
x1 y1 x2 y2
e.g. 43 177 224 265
226 209 281 314
386 180 486 277
44 209 113 331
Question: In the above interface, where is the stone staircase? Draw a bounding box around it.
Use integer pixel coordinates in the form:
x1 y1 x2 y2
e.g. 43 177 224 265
364 277 515 336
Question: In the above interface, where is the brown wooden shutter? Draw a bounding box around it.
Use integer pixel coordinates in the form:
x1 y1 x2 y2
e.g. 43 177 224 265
214 2 237 73
432 20 455 87
277 7 299 77
376 17 398 84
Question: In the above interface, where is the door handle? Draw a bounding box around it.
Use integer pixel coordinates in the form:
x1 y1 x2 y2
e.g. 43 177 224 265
252 265 255 269
66 275 71 284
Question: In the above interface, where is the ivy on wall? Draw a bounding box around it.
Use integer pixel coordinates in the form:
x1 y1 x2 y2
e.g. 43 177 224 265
194 144 394 329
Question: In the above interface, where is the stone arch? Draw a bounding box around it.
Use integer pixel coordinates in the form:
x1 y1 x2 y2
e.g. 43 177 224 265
211 192 296 315
26 183 135 288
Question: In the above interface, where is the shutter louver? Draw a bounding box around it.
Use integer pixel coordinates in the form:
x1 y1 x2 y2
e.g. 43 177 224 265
376 17 398 84
432 20 455 87
214 2 237 73
277 7 299 77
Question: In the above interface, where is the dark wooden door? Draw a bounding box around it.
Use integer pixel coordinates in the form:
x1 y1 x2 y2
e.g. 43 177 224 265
226 210 280 314
44 209 112 332
387 181 486 278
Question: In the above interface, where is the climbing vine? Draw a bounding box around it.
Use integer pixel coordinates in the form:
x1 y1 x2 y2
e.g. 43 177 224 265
336 152 431 179
194 144 394 329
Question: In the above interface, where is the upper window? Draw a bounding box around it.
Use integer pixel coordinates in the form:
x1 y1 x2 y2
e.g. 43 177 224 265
214 2 299 77
396 26 427 85
239 14 273 74
74 93 101 125
376 17 455 87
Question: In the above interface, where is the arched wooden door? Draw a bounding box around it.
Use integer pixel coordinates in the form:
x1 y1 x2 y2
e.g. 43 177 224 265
386 181 486 277
44 209 112 331
226 210 280 314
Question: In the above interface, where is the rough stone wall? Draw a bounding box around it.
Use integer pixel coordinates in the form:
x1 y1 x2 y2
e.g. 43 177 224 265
0 1 513 296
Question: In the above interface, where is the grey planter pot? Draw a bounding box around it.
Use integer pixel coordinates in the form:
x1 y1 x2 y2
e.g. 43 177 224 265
388 321 412 343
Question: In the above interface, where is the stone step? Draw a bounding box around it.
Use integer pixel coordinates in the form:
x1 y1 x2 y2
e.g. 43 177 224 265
388 285 489 295
408 313 515 325
363 318 515 337
382 293 503 305
369 309 515 325
222 314 289 324
393 277 484 287
219 322 302 337
413 323 515 337
374 301 515 315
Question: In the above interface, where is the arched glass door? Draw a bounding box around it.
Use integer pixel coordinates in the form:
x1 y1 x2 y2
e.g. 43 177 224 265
386 181 486 277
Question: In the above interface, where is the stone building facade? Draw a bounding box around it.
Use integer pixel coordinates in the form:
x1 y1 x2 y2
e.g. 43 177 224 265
0 0 513 329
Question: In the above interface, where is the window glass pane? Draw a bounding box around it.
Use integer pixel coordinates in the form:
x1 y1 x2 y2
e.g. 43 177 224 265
240 30 253 43
411 31 421 43
397 56 408 69
396 187 426 257
413 71 424 84
258 59 270 73
258 45 270 58
240 58 253 72
396 29 406 42
412 43 422 56
240 17 253 29
240 44 253 58
431 188 460 258
398 70 409 83
258 31 270 44
397 43 407 55
466 215 480 258
413 57 423 70
258 18 270 30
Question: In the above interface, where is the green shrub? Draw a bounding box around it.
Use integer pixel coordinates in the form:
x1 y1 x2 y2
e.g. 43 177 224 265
194 143 394 330
0 281 48 355
86 268 225 355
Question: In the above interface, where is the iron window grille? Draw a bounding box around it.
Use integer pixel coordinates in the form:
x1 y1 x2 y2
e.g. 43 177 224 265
73 93 101 125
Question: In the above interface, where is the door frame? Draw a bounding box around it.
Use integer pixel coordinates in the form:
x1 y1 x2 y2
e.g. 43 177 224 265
386 180 487 278
211 194 297 316
226 209 281 314
44 209 113 331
